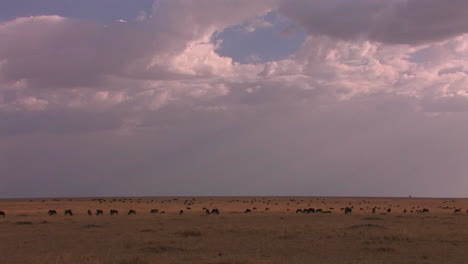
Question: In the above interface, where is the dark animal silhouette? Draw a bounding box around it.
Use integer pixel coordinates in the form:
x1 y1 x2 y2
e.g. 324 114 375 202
296 209 302 213
316 209 323 213
454 208 461 213
345 207 352 214
110 209 118 215
205 209 210 215
422 208 430 213
211 208 220 215
403 209 407 213
372 208 376 214
150 209 159 214
87 210 92 216
96 209 104 215
48 210 57 216
179 210 184 215
128 209 136 215
245 209 252 213
386 208 391 213
64 209 73 216
0 211 5 217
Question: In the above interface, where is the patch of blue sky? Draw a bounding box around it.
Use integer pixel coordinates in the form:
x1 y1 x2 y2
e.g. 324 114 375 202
212 11 306 64
0 0 153 22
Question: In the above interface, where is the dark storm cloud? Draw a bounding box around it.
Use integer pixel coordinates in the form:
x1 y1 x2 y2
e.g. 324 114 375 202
279 0 468 44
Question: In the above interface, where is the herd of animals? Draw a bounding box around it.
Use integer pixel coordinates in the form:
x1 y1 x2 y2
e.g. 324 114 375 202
0 197 467 218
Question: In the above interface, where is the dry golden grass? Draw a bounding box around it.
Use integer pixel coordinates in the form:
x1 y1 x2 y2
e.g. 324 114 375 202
1 196 468 263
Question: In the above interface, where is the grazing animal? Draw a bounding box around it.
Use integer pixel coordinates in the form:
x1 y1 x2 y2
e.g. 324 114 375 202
128 209 136 215
345 207 352 214
422 208 430 213
64 209 73 216
454 208 461 213
386 208 391 213
110 209 119 215
372 208 376 214
265 208 270 211
150 209 159 214
295 209 302 213
316 209 323 213
179 210 184 215
211 208 220 215
0 211 5 217
403 209 407 213
205 209 211 215
96 209 104 216
245 209 252 213
48 210 57 216
87 210 92 216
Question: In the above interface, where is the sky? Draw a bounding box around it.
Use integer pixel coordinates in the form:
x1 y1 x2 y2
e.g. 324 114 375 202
2 0 468 198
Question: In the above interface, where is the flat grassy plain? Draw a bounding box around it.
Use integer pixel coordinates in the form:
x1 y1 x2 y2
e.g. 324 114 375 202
1 197 468 264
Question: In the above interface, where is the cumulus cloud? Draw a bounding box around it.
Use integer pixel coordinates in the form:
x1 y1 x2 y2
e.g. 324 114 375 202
2 0 468 197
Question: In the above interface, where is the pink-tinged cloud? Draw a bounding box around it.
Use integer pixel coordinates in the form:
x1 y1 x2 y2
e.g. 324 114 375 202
2 0 468 197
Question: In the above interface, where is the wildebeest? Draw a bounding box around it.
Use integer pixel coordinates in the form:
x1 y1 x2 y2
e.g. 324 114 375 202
211 208 220 215
150 209 159 214
345 207 352 214
64 209 73 216
96 209 104 215
110 209 119 215
315 209 323 213
128 209 136 215
0 211 5 217
205 209 211 215
87 210 92 216
422 208 430 213
403 209 407 213
48 210 57 216
386 208 391 213
454 208 461 213
372 208 376 214
295 209 302 213
179 210 184 215
245 209 252 213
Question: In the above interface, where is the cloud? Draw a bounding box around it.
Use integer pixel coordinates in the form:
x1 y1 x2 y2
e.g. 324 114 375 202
279 0 468 45
2 0 468 197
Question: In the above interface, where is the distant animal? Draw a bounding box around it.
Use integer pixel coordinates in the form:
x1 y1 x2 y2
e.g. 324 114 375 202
386 208 391 213
265 208 270 211
64 209 73 216
403 209 407 213
422 208 430 213
245 209 252 213
205 209 211 215
110 209 119 215
372 208 376 214
345 207 352 214
179 210 184 215
150 209 159 214
96 209 104 215
128 209 136 215
0 211 5 217
87 210 92 216
295 209 302 213
454 208 461 213
315 209 323 213
48 210 57 216
211 208 220 215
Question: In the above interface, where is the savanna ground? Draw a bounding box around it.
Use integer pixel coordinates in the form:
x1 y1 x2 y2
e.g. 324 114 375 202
1 197 468 264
